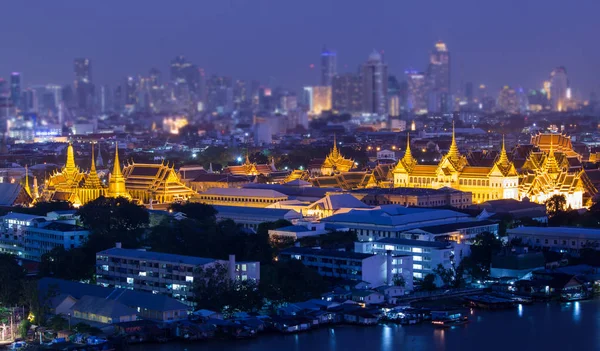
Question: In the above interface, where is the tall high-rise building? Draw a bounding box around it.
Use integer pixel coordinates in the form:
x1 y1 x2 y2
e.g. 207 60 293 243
10 73 21 109
550 67 568 112
361 50 388 115
427 41 451 113
170 56 203 102
320 47 337 87
332 73 362 113
496 86 519 114
74 58 94 111
99 85 111 113
206 75 233 113
405 70 427 113
465 82 474 104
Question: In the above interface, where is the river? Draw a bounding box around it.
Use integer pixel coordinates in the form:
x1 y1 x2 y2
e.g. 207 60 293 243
131 299 600 351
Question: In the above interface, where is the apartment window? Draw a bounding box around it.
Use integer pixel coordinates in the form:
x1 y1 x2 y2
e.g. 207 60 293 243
572 241 576 246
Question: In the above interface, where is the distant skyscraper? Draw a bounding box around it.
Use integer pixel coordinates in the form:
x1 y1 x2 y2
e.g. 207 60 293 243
170 56 203 102
405 70 427 113
309 86 332 115
10 73 21 109
361 50 388 115
332 73 362 113
206 75 233 113
465 82 474 104
427 41 451 113
496 86 519 114
99 85 111 113
74 58 94 111
320 47 337 87
550 66 568 112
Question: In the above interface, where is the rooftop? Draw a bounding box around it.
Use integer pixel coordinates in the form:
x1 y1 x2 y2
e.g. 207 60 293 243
415 220 497 235
280 247 375 260
508 227 600 240
201 188 288 198
97 247 217 266
321 206 469 227
372 238 450 249
213 205 301 217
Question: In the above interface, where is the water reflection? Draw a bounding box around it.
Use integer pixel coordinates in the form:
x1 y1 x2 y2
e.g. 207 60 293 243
518 304 523 317
382 325 393 351
573 301 581 322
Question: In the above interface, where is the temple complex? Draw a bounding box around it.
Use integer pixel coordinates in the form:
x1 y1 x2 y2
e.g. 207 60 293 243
392 130 520 204
317 136 355 176
107 143 131 200
222 155 277 176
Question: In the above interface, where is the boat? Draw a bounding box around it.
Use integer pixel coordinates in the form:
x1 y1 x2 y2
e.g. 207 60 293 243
431 309 469 328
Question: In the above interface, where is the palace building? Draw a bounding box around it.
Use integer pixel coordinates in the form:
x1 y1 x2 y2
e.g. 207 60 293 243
392 131 520 204
122 161 196 204
42 143 107 206
518 133 596 209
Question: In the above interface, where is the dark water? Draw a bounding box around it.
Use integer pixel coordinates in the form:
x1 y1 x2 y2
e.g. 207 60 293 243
132 299 600 351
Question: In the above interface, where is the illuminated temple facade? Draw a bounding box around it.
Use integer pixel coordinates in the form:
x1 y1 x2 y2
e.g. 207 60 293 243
392 132 519 204
122 161 196 204
518 133 596 209
42 143 107 206
42 143 197 206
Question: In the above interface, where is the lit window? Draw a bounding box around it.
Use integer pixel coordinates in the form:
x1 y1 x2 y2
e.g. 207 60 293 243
185 276 194 283
412 248 423 253
126 277 134 284
413 264 423 270
413 256 422 261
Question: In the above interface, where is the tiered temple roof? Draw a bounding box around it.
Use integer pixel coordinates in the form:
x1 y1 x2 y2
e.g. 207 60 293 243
122 161 196 204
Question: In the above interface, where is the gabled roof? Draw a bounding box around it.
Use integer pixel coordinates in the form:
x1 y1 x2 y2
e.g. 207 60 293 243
308 194 370 211
71 295 136 319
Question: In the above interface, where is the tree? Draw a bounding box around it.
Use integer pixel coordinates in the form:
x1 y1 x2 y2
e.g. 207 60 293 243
468 232 503 277
259 260 329 304
421 273 437 291
169 202 217 225
393 274 406 288
39 247 92 281
0 254 26 306
433 264 454 287
546 194 567 217
77 196 149 249
192 263 263 314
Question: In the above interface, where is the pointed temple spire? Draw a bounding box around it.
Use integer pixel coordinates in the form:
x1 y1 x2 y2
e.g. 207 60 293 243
84 143 103 189
402 133 415 163
245 151 251 165
107 142 130 199
447 121 461 159
24 165 31 197
65 143 77 173
498 135 510 165
546 135 559 173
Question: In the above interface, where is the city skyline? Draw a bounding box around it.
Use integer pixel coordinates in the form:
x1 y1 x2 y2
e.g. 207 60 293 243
1 0 599 97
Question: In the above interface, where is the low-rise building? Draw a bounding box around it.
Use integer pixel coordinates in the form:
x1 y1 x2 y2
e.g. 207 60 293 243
399 220 498 242
212 205 302 231
23 222 90 261
508 227 600 252
189 174 252 192
39 277 190 323
279 247 388 286
354 238 468 282
0 212 89 261
351 187 472 208
196 188 289 208
491 251 546 279
320 205 477 242
96 244 260 305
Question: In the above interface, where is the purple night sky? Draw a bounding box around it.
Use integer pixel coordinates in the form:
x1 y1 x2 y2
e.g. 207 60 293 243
1 0 599 97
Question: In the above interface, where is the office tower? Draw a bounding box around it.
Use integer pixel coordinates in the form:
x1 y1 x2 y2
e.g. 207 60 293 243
320 47 337 86
10 73 21 108
0 78 8 97
465 82 474 104
124 76 138 107
389 95 400 117
405 70 427 113
206 75 233 113
21 89 38 113
309 86 332 115
332 73 362 113
550 67 568 111
427 41 451 113
361 50 388 115
233 79 249 108
99 85 112 113
74 58 94 110
496 86 519 114
170 55 203 102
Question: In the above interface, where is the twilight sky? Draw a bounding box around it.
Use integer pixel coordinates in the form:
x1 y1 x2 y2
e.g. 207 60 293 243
1 0 599 97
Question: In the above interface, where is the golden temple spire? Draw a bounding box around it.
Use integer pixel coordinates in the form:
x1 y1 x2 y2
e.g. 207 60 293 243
447 121 460 159
24 165 31 197
498 135 509 165
107 142 130 199
245 151 251 165
402 133 415 163
546 135 559 173
84 143 103 189
65 143 76 173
